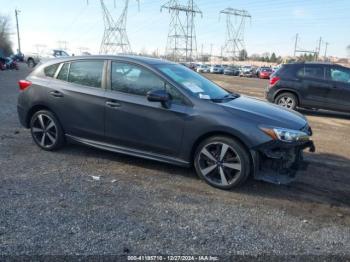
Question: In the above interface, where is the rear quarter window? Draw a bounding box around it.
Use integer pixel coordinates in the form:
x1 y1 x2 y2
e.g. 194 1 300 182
44 64 60 78
276 64 302 78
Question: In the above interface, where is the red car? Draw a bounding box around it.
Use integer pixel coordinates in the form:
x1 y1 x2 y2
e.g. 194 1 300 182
0 58 6 70
259 68 273 79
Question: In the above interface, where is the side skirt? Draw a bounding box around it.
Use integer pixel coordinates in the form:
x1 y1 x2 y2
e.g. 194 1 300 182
65 134 190 167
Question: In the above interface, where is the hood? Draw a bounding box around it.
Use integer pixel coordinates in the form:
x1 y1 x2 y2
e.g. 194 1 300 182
221 96 307 130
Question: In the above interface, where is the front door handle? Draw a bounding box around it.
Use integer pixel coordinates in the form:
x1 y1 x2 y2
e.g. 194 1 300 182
106 101 121 108
50 90 63 97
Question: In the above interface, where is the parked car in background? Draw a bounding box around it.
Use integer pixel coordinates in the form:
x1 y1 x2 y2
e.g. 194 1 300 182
266 62 350 113
188 63 197 71
210 64 224 74
25 49 70 68
0 57 6 70
272 65 281 73
258 67 273 79
197 64 210 73
256 66 270 77
239 66 254 77
17 55 315 189
11 53 24 62
4 57 19 70
224 66 240 76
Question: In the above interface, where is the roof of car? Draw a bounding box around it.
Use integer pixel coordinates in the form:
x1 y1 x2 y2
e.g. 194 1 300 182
48 55 176 66
289 61 338 66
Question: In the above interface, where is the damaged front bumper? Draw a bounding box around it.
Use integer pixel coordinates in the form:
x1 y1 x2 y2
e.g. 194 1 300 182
251 139 316 185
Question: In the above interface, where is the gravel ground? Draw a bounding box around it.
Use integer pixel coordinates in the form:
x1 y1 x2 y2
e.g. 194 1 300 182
0 65 349 258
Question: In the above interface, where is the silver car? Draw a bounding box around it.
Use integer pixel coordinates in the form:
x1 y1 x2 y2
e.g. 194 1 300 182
196 64 210 73
25 49 70 68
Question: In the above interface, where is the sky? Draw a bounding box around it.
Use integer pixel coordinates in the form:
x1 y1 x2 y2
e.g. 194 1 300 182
1 0 349 58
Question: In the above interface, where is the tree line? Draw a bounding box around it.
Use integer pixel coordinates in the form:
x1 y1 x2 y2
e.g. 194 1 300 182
0 15 13 56
239 49 282 63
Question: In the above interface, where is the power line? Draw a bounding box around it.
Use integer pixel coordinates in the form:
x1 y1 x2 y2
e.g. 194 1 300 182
293 34 329 61
98 0 139 55
161 0 202 62
220 8 251 60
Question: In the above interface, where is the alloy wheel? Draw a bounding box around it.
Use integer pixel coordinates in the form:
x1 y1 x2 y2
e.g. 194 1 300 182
278 96 294 109
31 114 58 148
198 142 242 186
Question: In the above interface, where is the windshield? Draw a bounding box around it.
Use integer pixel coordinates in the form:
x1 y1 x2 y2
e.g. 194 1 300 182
157 63 230 100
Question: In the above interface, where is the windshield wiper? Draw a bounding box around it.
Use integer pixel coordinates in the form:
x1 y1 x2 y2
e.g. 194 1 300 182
211 93 240 103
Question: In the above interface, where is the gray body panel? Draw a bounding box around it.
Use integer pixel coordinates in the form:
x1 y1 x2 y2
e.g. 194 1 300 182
18 55 309 167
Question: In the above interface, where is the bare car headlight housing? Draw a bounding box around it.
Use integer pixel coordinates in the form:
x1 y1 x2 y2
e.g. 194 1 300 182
260 127 310 143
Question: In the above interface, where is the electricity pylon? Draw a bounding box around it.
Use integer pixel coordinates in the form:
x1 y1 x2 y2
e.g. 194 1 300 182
161 0 202 62
99 0 139 55
220 8 251 60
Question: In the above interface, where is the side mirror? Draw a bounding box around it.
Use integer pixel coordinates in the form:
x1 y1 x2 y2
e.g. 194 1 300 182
147 89 171 108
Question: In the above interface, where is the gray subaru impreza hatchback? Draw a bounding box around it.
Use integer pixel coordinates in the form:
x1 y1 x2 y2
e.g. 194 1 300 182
17 55 315 190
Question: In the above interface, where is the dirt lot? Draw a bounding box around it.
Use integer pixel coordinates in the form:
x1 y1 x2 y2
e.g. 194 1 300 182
0 66 349 257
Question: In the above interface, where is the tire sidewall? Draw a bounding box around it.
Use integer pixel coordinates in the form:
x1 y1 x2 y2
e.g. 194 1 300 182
30 110 65 151
275 92 298 110
194 136 251 190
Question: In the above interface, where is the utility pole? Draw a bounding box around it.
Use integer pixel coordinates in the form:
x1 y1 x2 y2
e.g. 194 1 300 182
201 43 203 62
220 8 251 61
324 42 329 59
161 0 202 62
15 9 21 54
293 34 321 61
316 37 322 61
210 43 213 63
293 33 298 57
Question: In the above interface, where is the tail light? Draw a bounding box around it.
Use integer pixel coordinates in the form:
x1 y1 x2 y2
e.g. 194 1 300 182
269 76 280 87
18 80 32 91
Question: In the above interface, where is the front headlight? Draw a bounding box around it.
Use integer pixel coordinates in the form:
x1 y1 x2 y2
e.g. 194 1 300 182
260 127 309 142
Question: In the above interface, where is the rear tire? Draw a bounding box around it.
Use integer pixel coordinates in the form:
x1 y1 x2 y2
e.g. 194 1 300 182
30 110 65 151
194 136 251 190
275 92 298 110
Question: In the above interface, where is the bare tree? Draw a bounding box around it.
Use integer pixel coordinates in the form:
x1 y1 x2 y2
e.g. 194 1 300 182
0 15 13 56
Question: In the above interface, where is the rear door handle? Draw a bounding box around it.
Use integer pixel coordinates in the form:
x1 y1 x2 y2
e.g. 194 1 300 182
106 101 121 108
50 90 63 97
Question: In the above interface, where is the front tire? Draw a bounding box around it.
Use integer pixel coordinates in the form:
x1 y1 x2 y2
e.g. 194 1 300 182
30 110 65 151
275 92 298 110
194 136 251 190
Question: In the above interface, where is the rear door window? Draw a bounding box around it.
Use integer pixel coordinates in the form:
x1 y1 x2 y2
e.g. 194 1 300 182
68 61 104 88
299 65 325 80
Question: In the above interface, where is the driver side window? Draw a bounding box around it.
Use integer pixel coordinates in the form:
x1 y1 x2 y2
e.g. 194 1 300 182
111 61 185 104
111 62 164 96
330 67 350 84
